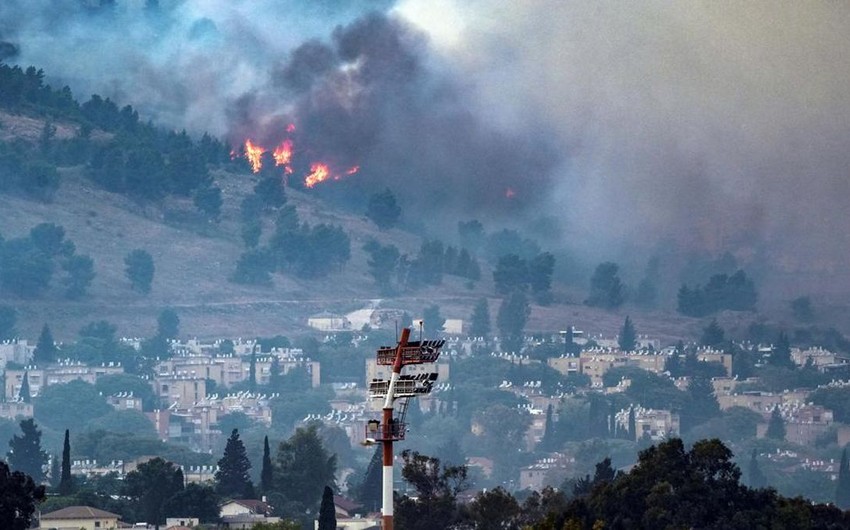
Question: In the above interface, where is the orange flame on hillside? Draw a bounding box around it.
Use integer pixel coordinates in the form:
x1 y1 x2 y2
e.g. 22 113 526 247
237 123 359 187
244 139 265 173
273 139 294 174
305 163 331 188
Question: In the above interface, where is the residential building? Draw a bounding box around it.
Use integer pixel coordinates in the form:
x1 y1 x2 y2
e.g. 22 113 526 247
614 406 680 441
39 506 120 530
0 400 33 420
520 455 576 491
307 312 351 331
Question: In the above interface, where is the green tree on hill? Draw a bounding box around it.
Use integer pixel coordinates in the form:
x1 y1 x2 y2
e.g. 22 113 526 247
700 318 725 347
766 407 786 441
123 457 184 528
193 184 223 221
366 188 401 229
260 436 273 494
469 298 491 339
157 308 180 340
363 239 400 294
62 254 95 299
215 429 254 499
586 262 625 309
18 372 30 403
493 254 528 295
528 252 555 304
7 418 48 484
0 459 46 530
497 291 530 353
618 316 637 351
124 249 154 293
423 305 446 335
58 429 73 496
273 425 336 517
33 325 57 365
318 485 337 530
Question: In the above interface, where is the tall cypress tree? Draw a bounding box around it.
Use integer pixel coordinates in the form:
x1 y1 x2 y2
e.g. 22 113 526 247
837 448 850 508
215 429 254 498
33 324 57 365
618 316 637 351
318 485 337 530
628 405 637 441
18 371 30 403
59 429 73 496
260 435 273 493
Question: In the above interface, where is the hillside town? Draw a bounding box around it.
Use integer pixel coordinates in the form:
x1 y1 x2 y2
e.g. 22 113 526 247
3 308 850 528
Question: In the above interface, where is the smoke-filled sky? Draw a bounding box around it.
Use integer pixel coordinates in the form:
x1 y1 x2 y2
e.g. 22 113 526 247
3 1 850 275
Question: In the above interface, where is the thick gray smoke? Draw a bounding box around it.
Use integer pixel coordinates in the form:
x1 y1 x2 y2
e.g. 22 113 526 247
397 1 850 278
4 0 850 290
1 0 556 221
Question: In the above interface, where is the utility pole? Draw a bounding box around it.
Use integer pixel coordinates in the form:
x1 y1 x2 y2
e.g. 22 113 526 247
365 325 443 530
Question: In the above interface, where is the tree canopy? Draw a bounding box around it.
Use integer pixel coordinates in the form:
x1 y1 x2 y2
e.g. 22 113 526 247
215 429 254 499
0 460 46 530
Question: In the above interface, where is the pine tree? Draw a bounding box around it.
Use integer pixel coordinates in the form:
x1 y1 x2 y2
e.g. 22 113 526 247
683 376 721 431
215 429 254 498
58 429 73 496
618 316 637 351
260 436 273 494
318 485 337 530
7 419 48 483
700 319 725 347
18 371 30 403
765 407 786 441
836 448 850 508
33 324 57 365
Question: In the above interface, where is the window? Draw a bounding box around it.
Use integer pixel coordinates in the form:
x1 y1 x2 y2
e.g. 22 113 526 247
95 522 101 528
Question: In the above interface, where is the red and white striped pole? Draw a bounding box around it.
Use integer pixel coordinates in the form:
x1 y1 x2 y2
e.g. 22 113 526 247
381 327 409 530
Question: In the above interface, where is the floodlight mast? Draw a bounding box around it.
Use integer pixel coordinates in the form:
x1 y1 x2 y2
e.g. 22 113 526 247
365 325 444 530
381 326 409 530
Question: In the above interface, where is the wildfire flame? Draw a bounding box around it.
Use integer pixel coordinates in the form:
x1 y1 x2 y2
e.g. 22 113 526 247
244 139 265 174
305 163 331 188
273 139 294 174
237 123 359 188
